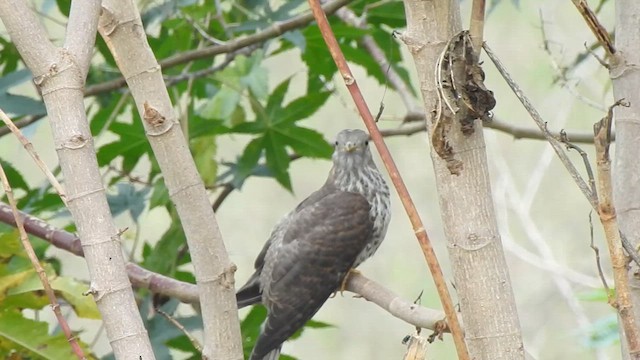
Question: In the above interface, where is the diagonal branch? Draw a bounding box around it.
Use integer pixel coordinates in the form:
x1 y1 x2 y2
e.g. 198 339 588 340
483 42 598 210
307 0 469 358
570 0 615 59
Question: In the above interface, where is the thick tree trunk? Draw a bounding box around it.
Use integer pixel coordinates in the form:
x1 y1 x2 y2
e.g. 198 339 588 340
612 1 640 358
402 1 524 358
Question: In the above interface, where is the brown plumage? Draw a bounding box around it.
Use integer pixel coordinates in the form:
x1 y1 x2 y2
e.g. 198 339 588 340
236 129 391 360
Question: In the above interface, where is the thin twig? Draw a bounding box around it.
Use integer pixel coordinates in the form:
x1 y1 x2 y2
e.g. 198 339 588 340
570 0 616 59
307 1 469 359
558 131 597 202
589 212 611 299
156 309 203 352
539 10 606 112
400 112 610 144
483 42 598 210
212 183 234 212
0 114 44 137
0 164 86 359
0 108 68 205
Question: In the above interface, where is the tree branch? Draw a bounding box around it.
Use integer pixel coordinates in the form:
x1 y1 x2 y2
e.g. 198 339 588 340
308 0 468 357
65 0 101 77
83 0 353 98
484 42 599 210
97 0 248 357
0 202 449 332
570 0 615 59
594 103 640 358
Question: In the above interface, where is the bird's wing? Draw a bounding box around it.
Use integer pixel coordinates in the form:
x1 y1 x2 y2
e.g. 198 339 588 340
236 184 338 308
250 191 373 359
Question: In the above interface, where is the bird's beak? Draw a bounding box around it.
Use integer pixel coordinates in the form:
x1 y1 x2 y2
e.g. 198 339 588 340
344 142 357 152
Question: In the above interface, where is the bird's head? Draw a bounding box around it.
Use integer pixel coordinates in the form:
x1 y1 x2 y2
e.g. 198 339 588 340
331 129 374 168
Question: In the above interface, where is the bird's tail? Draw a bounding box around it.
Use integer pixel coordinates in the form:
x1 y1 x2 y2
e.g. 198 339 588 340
250 345 281 360
236 271 262 309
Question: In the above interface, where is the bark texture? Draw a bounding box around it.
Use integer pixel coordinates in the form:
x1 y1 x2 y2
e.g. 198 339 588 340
98 1 243 359
402 1 524 358
612 1 640 358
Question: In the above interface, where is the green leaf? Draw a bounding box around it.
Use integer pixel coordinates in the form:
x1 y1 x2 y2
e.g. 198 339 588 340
0 230 22 260
0 160 29 192
581 314 619 348
367 1 406 28
55 0 71 17
192 136 218 187
264 78 291 123
200 86 242 121
149 178 170 210
276 91 331 125
96 120 152 173
106 183 150 222
50 277 100 319
264 132 291 190
274 126 332 159
142 220 185 275
232 137 265 189
0 310 94 359
8 271 100 319
240 305 267 356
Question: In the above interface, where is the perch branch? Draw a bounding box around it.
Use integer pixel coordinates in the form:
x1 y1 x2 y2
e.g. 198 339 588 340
0 202 449 332
307 1 468 358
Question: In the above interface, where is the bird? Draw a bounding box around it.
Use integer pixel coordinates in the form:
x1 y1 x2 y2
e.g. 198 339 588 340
236 129 391 360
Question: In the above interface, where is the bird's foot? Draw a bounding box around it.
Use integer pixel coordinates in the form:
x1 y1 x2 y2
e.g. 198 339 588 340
331 268 361 298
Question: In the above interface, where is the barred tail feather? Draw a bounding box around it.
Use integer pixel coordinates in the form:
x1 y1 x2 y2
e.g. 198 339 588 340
250 345 281 360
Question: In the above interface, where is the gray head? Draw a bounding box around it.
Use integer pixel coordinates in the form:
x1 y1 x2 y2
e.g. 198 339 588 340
331 129 374 169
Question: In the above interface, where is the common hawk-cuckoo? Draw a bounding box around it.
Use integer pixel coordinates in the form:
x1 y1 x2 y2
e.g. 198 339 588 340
236 129 391 360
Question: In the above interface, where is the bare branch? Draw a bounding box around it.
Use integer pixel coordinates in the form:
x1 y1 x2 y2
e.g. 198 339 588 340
156 309 203 352
307 0 469 358
400 112 608 143
469 0 486 55
98 0 245 357
65 0 101 77
0 0 56 72
593 102 640 357
483 42 599 210
570 0 616 59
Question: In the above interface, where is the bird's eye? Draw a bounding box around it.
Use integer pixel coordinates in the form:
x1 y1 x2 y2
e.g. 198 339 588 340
365 141 369 146
334 141 339 146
